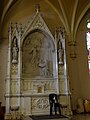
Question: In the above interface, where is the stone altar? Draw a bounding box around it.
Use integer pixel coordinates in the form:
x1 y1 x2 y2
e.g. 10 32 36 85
5 5 72 119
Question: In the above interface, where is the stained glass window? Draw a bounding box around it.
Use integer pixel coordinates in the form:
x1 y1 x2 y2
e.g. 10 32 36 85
86 20 90 73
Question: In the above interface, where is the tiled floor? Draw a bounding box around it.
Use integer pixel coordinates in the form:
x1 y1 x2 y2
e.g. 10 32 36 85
71 113 90 120
42 114 90 120
39 114 90 120
22 113 90 120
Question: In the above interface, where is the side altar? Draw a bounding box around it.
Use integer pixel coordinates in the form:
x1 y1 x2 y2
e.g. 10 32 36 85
5 5 72 119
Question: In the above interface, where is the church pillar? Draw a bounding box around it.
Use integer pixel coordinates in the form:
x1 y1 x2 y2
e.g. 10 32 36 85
55 27 72 115
68 33 77 59
5 23 22 119
5 23 12 116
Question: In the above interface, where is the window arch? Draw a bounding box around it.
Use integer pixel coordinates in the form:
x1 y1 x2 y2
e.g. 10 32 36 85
86 19 90 73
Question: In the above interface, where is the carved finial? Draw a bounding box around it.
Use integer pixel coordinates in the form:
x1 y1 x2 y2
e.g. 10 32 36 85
8 22 12 34
55 27 58 39
35 4 40 13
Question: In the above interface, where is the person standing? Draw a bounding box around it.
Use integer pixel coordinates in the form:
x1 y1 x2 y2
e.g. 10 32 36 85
0 102 4 120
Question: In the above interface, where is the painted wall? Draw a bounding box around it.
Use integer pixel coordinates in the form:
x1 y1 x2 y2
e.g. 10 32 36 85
68 10 90 110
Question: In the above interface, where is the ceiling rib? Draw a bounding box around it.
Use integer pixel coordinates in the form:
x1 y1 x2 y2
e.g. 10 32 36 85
1 0 18 25
45 0 65 29
58 0 69 33
75 3 90 40
71 0 78 33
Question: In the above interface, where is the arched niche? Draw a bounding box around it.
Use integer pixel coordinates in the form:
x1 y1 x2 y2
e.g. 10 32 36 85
22 29 56 79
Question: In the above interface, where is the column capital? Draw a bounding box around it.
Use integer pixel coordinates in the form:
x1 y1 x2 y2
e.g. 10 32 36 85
68 41 77 46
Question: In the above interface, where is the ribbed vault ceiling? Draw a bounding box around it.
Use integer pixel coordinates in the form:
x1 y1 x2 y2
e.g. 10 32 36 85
0 0 90 37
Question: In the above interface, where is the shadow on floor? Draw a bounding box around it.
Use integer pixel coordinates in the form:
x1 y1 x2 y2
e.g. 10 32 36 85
30 114 69 120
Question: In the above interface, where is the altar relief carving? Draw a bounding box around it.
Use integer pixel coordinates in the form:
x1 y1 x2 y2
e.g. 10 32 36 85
38 59 49 77
32 98 49 110
22 31 53 78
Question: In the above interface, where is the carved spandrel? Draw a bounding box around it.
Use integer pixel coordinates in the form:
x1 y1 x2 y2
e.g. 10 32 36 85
32 17 44 29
